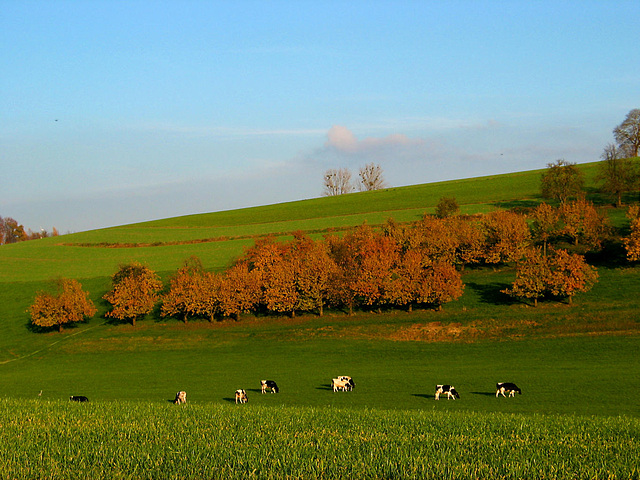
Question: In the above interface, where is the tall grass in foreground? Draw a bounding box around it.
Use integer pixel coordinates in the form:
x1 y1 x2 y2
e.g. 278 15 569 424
1 399 638 479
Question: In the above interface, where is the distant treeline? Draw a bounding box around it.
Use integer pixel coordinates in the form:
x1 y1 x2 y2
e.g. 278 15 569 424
0 216 58 245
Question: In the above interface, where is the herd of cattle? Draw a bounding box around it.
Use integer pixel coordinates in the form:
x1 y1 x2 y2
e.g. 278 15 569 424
69 380 522 404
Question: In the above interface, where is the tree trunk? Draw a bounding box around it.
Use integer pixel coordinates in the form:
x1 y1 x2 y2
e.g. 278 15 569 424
132 317 136 327
58 323 63 333
319 303 324 316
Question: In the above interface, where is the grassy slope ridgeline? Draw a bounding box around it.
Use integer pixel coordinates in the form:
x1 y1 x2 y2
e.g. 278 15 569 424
2 399 638 480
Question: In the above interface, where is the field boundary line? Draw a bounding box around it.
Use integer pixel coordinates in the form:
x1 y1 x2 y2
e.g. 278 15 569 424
0 322 107 365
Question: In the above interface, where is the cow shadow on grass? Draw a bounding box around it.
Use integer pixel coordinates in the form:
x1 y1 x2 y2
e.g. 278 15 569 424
222 397 237 404
316 385 333 392
470 391 496 397
411 393 433 400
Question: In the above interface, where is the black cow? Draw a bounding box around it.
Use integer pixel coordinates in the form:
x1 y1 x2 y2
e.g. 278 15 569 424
496 382 521 398
435 384 460 400
261 380 279 394
70 395 89 402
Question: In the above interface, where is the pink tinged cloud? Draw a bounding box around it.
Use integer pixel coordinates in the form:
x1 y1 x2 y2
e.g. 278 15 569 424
325 125 424 153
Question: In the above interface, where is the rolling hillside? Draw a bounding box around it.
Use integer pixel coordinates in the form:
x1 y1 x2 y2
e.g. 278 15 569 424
1 161 639 416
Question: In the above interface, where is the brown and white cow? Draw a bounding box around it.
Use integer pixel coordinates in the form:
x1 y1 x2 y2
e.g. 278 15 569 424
261 380 279 394
235 389 248 404
173 391 187 405
496 382 521 398
435 384 460 400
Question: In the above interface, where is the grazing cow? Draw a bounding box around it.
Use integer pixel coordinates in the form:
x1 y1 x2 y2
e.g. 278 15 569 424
435 384 460 400
496 382 522 398
69 395 89 402
331 376 355 392
261 380 279 394
173 391 187 405
235 389 248 404
332 378 348 392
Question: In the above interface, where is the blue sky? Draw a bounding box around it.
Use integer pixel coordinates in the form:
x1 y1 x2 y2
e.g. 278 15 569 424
2 1 639 233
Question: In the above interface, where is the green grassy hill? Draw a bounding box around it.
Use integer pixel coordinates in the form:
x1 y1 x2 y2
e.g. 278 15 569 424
1 161 639 419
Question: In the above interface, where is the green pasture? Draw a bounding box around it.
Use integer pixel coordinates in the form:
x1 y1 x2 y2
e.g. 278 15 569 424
1 399 638 480
2 330 639 417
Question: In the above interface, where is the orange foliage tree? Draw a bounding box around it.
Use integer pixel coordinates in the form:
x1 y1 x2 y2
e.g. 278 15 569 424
218 262 261 320
161 256 207 323
290 233 338 316
558 197 610 250
103 262 163 326
325 232 361 315
29 278 97 332
244 237 299 316
347 225 399 309
448 217 485 268
502 248 550 307
417 260 464 310
482 210 531 264
623 205 640 262
413 216 459 264
547 248 598 304
530 203 561 257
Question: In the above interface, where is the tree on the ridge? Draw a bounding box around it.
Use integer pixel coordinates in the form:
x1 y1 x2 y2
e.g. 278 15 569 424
358 163 387 192
596 143 638 207
323 168 354 196
29 278 97 332
103 262 163 327
613 108 640 158
540 159 584 203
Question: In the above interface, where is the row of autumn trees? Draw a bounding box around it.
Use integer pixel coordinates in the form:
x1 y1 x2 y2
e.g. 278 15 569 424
31 198 640 332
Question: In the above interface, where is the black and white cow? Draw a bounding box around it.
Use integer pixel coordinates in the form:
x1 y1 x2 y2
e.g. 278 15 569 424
435 384 460 400
332 376 355 392
69 395 89 402
173 391 187 405
261 380 279 394
496 382 521 398
235 389 248 404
